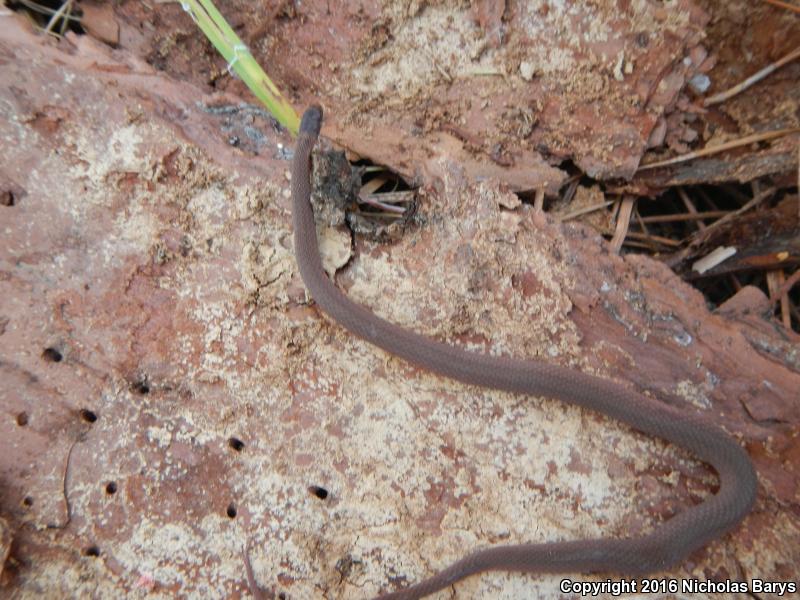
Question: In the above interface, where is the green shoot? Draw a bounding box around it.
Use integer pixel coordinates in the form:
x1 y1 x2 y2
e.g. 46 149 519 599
180 0 300 135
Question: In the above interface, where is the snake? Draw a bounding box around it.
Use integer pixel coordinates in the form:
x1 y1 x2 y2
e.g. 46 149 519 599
289 105 757 600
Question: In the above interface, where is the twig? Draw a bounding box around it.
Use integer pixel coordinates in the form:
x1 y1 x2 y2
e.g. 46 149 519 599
766 270 792 329
639 210 728 223
43 0 73 36
610 232 681 248
676 187 706 230
637 128 800 171
351 210 404 219
610 196 635 253
533 187 545 213
633 206 648 233
621 239 673 250
358 178 412 214
766 268 800 308
690 187 776 247
16 0 81 20
704 46 800 106
361 190 414 204
632 207 660 253
633 206 647 235
358 196 406 214
670 188 775 264
760 0 800 14
622 231 682 247
633 210 658 253
557 200 613 222
560 175 581 205
666 188 777 272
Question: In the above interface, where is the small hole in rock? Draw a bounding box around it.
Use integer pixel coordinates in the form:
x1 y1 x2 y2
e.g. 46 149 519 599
228 437 244 452
22 496 33 507
226 503 237 518
84 546 100 557
134 381 150 394
1 191 14 206
308 485 328 500
80 409 97 423
105 482 117 495
42 347 63 362
16 412 29 426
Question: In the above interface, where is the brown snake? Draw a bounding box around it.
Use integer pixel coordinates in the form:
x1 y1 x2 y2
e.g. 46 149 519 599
290 105 757 599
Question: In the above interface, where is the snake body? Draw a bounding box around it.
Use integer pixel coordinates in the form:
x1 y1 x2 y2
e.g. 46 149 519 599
290 105 757 600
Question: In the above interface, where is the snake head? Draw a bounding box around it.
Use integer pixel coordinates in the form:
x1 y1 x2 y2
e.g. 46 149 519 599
299 105 323 137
